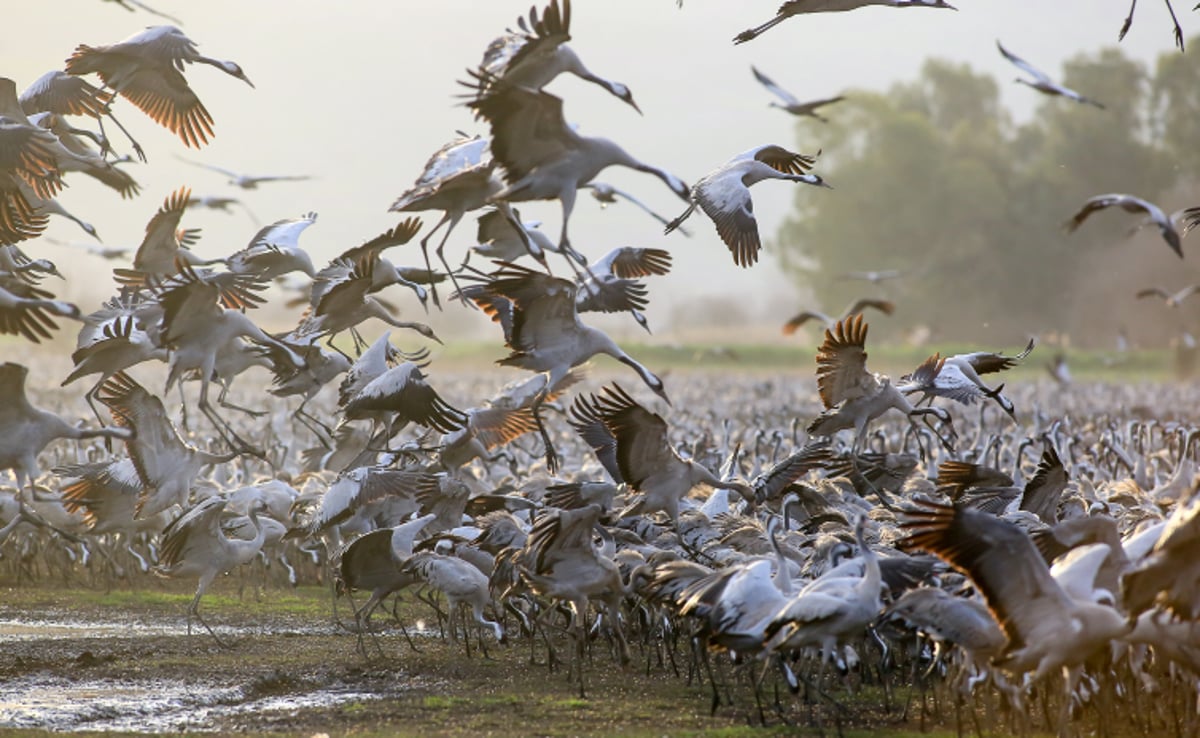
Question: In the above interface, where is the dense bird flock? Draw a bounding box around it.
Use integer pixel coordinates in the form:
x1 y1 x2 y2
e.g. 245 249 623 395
4 1 1200 736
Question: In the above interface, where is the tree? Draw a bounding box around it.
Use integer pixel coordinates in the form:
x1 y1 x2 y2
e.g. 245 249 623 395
774 45 1196 347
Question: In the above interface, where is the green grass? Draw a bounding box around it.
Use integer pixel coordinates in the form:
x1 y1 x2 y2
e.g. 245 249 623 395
430 339 1177 382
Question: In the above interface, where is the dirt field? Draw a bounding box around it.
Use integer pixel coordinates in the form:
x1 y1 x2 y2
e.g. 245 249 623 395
0 582 957 737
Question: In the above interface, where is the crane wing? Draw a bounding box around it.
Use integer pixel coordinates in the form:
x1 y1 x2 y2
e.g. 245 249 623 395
898 498 1073 653
814 314 873 408
751 65 800 107
996 40 1054 85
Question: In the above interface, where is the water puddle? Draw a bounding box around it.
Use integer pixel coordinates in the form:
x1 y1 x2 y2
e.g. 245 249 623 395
0 616 337 641
0 675 385 732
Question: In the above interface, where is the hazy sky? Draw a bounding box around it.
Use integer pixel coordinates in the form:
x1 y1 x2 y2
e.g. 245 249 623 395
8 0 1192 343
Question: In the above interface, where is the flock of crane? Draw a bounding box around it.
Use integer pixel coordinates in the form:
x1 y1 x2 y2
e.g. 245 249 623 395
4 0 1200 735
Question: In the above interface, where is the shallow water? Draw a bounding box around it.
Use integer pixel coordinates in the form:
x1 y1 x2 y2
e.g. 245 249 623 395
0 616 338 641
0 674 385 733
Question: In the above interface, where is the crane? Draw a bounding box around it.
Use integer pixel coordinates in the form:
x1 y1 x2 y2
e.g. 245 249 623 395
291 258 438 352
476 0 640 113
517 504 632 691
223 211 318 280
806 314 956 458
464 261 669 473
174 155 311 189
763 515 885 669
782 297 893 334
151 263 303 452
569 383 757 527
155 495 271 645
96 372 241 519
65 25 254 155
1066 193 1188 258
899 499 1131 736
734 0 956 45
62 301 168 424
336 512 437 654
464 69 689 263
0 272 81 344
583 183 691 235
665 145 829 268
1136 284 1200 308
751 66 846 121
115 187 224 280
570 246 673 333
1118 0 1185 51
401 550 505 649
341 360 469 442
997 41 1105 109
0 362 132 491
390 133 504 307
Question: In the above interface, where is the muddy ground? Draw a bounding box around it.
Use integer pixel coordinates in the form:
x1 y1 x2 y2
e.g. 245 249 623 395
0 582 949 737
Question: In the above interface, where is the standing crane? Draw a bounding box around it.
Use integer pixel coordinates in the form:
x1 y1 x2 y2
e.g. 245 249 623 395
155 495 270 645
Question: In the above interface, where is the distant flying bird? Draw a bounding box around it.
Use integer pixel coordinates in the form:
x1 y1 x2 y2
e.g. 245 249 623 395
65 25 254 154
733 0 957 45
836 269 903 284
750 66 845 121
477 0 641 113
185 194 259 224
782 298 894 334
175 155 312 189
583 182 690 235
1066 193 1185 258
665 145 829 268
1136 285 1200 308
996 41 1105 109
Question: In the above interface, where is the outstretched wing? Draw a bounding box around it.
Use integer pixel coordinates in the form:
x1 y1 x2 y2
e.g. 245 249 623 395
814 314 872 409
